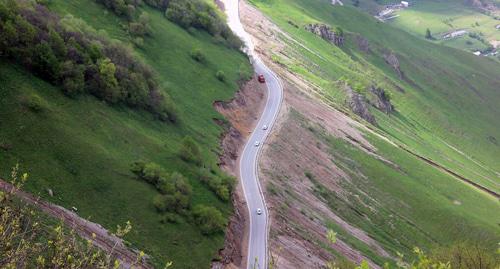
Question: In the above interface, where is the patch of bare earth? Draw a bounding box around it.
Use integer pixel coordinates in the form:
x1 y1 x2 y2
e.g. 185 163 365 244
213 77 267 269
240 1 392 268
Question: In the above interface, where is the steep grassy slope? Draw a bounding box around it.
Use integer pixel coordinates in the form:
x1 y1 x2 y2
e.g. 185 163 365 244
0 0 251 267
251 0 500 193
245 0 500 265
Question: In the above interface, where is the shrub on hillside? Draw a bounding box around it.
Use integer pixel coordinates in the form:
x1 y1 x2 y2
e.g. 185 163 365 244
131 161 168 185
0 1 176 122
190 48 206 62
192 205 226 235
21 94 46 113
95 0 138 20
164 0 242 49
198 166 235 201
132 161 193 214
215 70 226 82
179 136 202 165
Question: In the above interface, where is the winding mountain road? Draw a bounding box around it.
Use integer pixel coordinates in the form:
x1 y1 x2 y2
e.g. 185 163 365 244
223 1 284 268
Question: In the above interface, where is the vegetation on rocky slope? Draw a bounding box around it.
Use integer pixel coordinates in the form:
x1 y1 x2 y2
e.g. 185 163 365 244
0 0 252 267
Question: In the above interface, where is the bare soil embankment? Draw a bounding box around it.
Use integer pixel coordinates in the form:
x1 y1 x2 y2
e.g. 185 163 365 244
214 77 267 269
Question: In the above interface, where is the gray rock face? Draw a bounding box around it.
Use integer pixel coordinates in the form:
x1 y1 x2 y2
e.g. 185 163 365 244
355 35 370 53
464 0 497 11
369 86 394 114
383 52 402 78
345 86 377 125
305 23 344 46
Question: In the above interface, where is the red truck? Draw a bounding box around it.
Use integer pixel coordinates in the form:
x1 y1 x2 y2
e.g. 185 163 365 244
257 74 266 83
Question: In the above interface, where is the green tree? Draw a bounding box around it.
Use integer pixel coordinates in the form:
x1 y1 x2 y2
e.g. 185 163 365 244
138 11 152 35
142 162 168 185
61 61 85 96
48 28 67 58
97 58 121 103
425 28 433 39
32 41 60 81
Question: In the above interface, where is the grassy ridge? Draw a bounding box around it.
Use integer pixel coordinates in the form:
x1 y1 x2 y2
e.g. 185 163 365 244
248 0 500 263
0 0 251 267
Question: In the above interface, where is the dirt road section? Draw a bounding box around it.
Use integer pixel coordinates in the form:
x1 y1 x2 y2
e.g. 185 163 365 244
0 179 150 269
214 77 267 268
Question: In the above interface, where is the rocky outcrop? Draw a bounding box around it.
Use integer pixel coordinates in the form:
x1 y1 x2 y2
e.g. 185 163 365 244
331 0 344 6
305 24 344 46
345 86 377 125
369 86 394 114
464 0 497 11
355 35 371 53
383 52 402 78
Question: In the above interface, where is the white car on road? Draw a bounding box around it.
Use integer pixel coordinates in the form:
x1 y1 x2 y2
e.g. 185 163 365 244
254 141 260 147
256 208 263 215
262 125 268 130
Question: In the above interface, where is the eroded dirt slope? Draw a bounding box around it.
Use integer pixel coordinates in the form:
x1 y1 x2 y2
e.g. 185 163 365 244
214 77 267 269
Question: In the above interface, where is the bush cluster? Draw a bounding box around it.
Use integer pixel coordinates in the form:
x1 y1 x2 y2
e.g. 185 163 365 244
131 161 227 235
177 136 236 201
198 166 235 201
164 0 243 49
190 48 206 62
108 0 243 49
95 0 140 20
94 0 152 38
131 161 192 214
0 0 176 122
192 205 226 235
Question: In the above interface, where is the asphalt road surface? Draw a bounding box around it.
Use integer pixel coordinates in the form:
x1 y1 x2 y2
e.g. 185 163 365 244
223 1 284 268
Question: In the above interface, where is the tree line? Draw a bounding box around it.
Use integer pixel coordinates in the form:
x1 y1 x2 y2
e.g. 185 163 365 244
98 0 243 49
0 0 176 122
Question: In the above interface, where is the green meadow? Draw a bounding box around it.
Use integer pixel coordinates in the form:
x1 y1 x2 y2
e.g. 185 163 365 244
385 0 499 51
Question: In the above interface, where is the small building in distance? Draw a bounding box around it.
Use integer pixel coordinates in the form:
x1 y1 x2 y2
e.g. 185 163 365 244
473 51 481 56
401 1 409 7
443 30 467 39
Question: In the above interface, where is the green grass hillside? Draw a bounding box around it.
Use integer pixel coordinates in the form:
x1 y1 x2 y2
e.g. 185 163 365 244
387 0 499 52
0 0 251 267
248 0 500 263
345 0 500 53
